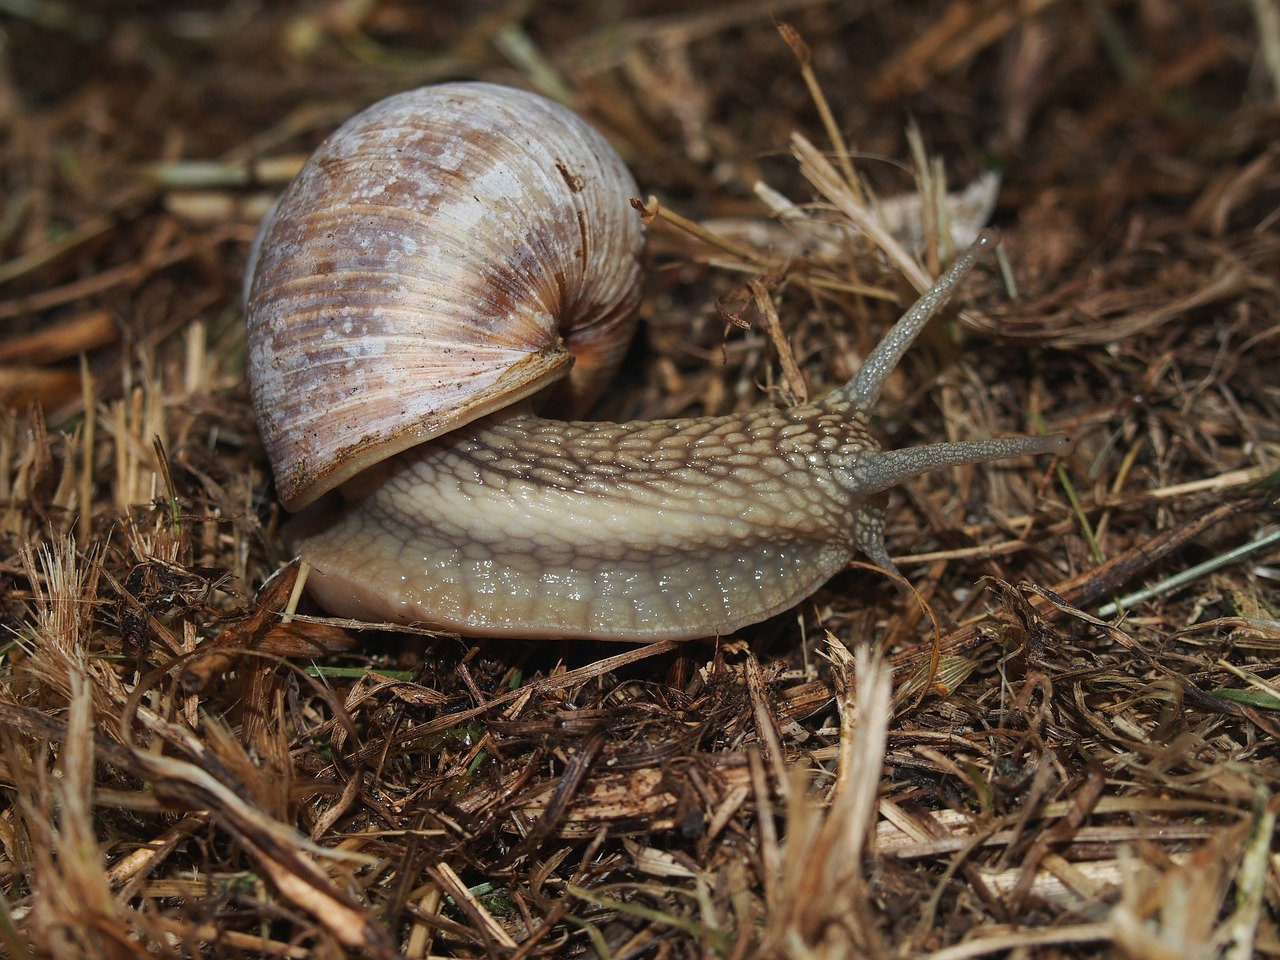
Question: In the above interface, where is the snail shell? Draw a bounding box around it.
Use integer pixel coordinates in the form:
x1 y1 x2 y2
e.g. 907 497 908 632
246 82 1070 641
246 82 644 510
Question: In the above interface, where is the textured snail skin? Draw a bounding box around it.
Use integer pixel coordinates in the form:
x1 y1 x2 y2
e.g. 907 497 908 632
293 398 1067 641
285 229 1070 641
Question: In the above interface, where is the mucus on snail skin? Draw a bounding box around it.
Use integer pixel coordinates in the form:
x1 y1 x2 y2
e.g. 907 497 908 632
244 82 1071 643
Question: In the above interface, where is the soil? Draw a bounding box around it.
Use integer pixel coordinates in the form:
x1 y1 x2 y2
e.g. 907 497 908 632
1 2 1278 958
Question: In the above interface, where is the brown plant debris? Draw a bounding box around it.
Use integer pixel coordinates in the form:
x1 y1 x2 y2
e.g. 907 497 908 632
2 2 1279 958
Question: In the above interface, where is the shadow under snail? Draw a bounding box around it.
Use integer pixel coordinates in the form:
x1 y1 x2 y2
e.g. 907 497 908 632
244 81 1070 642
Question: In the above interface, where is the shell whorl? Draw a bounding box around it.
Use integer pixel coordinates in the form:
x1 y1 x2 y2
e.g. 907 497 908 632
245 82 645 509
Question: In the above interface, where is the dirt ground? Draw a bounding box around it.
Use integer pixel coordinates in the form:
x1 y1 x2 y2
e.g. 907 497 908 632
2 1 1279 957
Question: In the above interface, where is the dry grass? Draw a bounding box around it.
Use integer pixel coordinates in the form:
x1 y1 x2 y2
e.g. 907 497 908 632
2 1 1279 957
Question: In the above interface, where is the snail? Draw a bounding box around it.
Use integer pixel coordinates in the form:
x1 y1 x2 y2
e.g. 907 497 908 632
245 82 1070 642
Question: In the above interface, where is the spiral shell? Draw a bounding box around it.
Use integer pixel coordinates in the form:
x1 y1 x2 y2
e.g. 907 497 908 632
245 82 645 509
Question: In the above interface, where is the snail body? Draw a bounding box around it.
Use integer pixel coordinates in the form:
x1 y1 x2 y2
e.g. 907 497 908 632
246 82 1069 642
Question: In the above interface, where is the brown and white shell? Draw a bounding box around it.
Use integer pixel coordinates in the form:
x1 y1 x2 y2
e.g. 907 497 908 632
245 82 644 510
